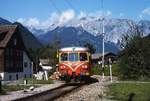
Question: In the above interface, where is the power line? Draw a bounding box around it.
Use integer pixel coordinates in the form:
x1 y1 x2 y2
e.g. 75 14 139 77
64 0 78 13
48 0 62 14
101 0 104 10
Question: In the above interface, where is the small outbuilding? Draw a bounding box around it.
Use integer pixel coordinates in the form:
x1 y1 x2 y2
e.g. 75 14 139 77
38 59 52 80
91 52 117 65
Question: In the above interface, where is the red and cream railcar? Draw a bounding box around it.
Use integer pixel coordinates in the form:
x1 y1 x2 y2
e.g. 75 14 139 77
58 47 91 81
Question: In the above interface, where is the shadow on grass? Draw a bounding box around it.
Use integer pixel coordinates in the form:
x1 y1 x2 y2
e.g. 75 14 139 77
128 93 135 101
89 77 99 83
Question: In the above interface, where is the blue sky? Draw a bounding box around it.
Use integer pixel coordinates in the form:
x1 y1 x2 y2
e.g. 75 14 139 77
0 0 150 25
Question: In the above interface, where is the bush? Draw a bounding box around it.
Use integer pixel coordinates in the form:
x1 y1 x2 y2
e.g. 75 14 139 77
118 30 150 80
91 64 119 76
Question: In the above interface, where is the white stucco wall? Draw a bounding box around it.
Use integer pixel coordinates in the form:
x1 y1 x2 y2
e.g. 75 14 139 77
0 72 25 80
23 51 33 75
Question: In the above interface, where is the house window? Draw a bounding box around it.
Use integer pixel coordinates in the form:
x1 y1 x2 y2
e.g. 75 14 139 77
24 62 28 68
30 62 32 68
17 63 19 68
10 60 13 67
14 38 17 45
19 50 22 56
30 74 32 78
9 75 12 80
10 48 13 56
5 48 9 56
5 60 9 68
16 74 18 80
20 62 22 67
24 74 26 78
16 50 19 56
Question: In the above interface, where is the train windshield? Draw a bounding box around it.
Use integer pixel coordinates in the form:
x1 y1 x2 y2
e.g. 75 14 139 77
60 52 88 62
69 53 78 62
79 53 88 61
60 53 68 61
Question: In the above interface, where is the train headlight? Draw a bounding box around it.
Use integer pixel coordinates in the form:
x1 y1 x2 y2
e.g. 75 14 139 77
82 65 88 69
60 66 66 69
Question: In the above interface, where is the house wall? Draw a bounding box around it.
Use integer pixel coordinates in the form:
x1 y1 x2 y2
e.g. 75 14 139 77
0 72 25 80
0 49 4 72
0 51 33 81
92 55 117 65
4 30 24 73
23 51 32 78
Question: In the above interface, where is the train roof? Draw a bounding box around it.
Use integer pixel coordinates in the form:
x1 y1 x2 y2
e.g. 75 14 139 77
59 47 89 52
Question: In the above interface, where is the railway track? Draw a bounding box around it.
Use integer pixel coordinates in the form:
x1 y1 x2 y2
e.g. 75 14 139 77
13 82 87 101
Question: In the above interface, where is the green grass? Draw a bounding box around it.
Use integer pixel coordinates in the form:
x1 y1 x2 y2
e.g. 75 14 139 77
3 85 28 92
0 79 53 95
0 85 30 95
91 64 119 76
24 78 53 84
107 83 150 101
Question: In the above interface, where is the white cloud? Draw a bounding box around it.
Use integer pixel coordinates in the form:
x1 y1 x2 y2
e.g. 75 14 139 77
17 18 26 23
119 13 124 17
17 17 40 28
139 7 150 19
89 10 112 18
142 7 150 15
78 11 87 18
40 12 59 29
17 9 76 30
139 14 143 19
59 9 75 25
26 18 39 27
17 9 113 32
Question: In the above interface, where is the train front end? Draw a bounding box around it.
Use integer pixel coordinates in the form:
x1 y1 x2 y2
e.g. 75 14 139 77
58 47 91 81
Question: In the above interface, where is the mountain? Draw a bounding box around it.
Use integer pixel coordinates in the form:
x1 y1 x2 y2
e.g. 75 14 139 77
34 18 135 44
138 20 150 35
0 17 12 25
36 17 150 53
38 26 119 53
28 27 46 36
1 17 150 53
13 22 43 50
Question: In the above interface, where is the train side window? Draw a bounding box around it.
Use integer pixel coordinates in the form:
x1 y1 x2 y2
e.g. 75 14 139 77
61 53 68 61
80 53 87 61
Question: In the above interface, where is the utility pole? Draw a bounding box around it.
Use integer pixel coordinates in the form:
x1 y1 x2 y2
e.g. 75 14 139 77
109 58 113 82
32 62 34 85
102 17 105 79
0 75 2 93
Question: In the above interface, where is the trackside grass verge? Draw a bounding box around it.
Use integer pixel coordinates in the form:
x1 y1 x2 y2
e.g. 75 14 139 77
107 82 150 101
24 78 53 84
0 85 32 95
0 79 53 95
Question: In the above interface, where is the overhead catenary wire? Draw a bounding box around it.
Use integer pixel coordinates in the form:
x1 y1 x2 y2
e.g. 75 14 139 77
101 0 104 10
64 0 78 13
48 0 62 15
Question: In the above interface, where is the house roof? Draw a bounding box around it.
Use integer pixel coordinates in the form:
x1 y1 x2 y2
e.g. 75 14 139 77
91 52 116 60
59 47 89 52
0 25 35 62
0 25 17 48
